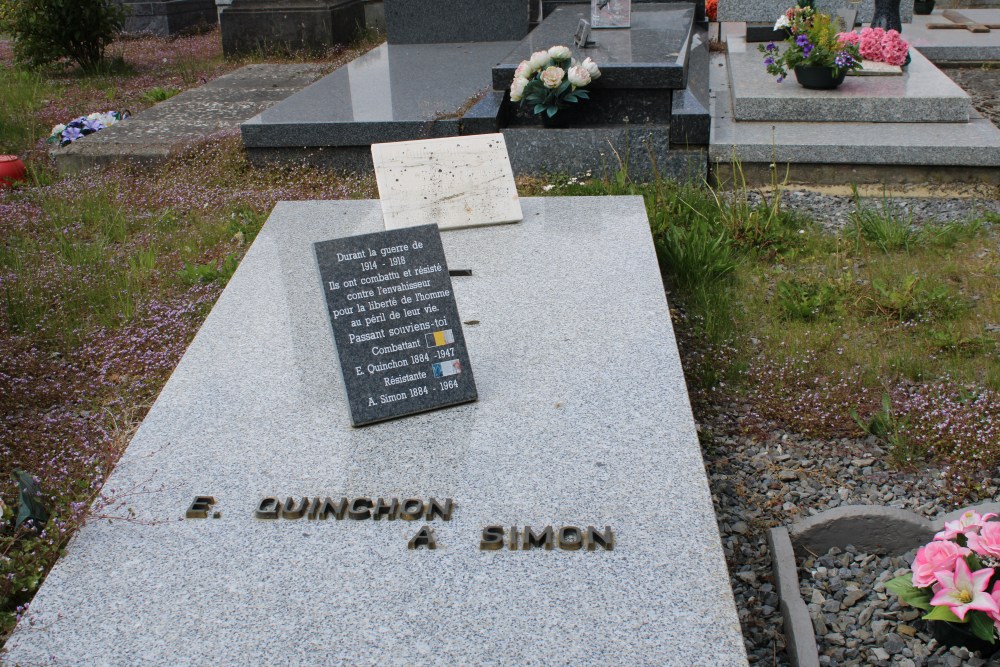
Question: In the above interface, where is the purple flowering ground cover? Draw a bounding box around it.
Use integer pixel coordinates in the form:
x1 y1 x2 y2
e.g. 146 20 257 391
0 29 378 639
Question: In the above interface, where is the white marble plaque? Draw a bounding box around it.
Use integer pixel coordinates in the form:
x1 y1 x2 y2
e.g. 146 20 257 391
372 133 523 231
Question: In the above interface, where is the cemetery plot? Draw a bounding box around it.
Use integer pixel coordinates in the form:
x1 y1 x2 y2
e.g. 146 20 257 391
4 197 748 665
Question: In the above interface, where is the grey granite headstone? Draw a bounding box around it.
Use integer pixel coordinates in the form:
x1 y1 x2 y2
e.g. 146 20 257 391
117 0 217 35
220 0 364 55
3 197 747 665
718 0 913 25
315 224 477 425
384 0 529 43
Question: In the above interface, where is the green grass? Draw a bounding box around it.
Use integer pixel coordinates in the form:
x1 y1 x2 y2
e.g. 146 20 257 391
139 85 180 104
0 66 52 153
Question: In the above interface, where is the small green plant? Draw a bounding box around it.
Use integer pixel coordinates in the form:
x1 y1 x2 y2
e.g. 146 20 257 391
850 392 920 464
177 254 240 285
916 219 983 249
776 277 842 321
849 186 915 253
3 0 125 71
139 86 180 104
867 273 963 323
654 218 739 291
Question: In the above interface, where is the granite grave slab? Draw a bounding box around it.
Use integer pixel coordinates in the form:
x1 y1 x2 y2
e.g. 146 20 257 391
726 36 971 122
4 197 748 666
493 3 696 90
384 0 529 43
709 49 1000 173
242 41 518 155
53 64 328 175
371 134 523 231
907 9 1000 62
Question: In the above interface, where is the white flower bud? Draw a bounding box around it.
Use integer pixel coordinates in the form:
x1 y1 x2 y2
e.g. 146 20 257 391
510 75 529 102
567 65 592 87
529 50 551 70
582 57 601 80
548 44 572 61
540 65 565 89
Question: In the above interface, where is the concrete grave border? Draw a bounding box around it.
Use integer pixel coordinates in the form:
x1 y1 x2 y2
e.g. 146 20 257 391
768 503 1000 667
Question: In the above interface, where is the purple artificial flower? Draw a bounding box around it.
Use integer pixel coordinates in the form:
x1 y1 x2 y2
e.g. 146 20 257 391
82 119 104 132
61 126 83 143
766 41 778 52
802 43 813 57
777 75 785 83
764 56 775 65
796 34 810 47
835 51 855 68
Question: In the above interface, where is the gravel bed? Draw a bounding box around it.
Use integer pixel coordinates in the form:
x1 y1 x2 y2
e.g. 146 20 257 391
734 188 1000 234
703 398 1000 666
801 545 1000 667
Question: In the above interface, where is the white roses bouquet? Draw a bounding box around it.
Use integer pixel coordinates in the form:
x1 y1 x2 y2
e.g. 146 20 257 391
509 45 601 120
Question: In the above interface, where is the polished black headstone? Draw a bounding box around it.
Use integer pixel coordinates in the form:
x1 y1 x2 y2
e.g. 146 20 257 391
315 224 477 426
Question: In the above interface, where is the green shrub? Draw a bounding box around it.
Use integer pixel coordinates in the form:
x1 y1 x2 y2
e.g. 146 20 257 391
4 0 125 71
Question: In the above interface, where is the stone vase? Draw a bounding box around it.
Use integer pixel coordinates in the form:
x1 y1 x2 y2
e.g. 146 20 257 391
871 0 903 32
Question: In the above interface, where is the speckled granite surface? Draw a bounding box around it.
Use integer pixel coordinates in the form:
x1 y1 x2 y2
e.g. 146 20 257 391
4 197 747 666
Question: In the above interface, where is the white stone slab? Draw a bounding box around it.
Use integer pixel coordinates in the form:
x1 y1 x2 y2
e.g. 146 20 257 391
372 133 523 231
4 197 748 666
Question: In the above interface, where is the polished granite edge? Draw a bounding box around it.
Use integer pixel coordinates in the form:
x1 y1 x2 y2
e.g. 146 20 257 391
671 26 710 144
493 3 695 90
241 118 462 146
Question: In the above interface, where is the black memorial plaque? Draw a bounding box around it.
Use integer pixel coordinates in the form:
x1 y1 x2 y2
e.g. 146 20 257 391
315 224 477 426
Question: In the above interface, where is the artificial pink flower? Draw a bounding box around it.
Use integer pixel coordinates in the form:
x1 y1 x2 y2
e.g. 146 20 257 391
912 540 971 588
881 29 909 66
858 27 886 61
930 559 998 621
935 510 998 541
990 583 1000 634
837 31 860 46
969 521 1000 558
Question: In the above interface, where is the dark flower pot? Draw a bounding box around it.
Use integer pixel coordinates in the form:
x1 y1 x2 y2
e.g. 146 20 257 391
0 155 27 188
913 0 934 14
541 105 580 128
929 620 1000 657
793 65 848 90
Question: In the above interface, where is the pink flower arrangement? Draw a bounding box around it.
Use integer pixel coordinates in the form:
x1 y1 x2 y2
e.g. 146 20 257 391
837 27 910 66
889 511 1000 644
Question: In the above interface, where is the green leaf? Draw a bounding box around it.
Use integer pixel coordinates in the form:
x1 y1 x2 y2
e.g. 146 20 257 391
886 574 933 611
575 89 590 99
546 106 557 118
970 612 997 642
924 606 963 623
533 103 545 115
